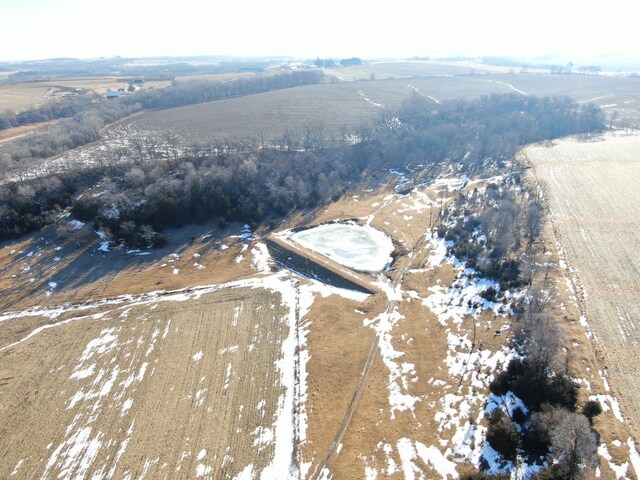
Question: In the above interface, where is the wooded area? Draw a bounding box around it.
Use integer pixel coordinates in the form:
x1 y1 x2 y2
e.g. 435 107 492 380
0 93 604 251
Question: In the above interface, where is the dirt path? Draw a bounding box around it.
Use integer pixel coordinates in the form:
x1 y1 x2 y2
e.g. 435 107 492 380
309 232 431 479
528 132 640 439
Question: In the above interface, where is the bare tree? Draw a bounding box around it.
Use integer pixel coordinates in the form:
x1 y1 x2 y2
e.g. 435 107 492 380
124 167 146 187
279 130 299 153
256 129 269 149
516 310 563 377
523 203 543 249
129 137 146 164
163 132 181 160
302 121 327 150
139 224 157 248
549 412 597 479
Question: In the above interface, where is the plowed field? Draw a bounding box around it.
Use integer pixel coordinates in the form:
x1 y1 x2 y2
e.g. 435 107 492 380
528 132 640 438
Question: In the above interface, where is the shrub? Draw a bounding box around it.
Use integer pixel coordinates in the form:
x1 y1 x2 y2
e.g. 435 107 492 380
489 359 578 412
582 400 603 425
486 409 519 461
480 286 499 303
512 406 528 425
462 473 509 480
530 465 565 480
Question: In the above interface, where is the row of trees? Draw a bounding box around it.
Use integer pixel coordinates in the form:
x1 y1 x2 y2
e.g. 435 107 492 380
120 70 325 110
479 282 601 480
0 70 326 169
0 93 604 245
313 57 364 68
549 63 601 75
0 92 95 130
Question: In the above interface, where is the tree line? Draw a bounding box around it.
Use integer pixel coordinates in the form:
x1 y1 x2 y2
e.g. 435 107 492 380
0 70 326 170
0 92 94 130
0 93 604 248
120 70 325 110
435 166 601 479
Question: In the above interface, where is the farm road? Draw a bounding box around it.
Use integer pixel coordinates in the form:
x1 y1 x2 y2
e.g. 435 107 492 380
528 133 640 439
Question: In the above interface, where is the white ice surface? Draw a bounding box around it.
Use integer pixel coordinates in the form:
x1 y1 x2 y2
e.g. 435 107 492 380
289 223 394 272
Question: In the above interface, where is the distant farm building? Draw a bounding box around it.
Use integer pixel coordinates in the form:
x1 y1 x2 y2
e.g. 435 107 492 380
131 78 145 84
105 91 120 99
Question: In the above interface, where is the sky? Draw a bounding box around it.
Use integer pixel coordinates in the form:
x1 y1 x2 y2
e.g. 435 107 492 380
0 0 638 62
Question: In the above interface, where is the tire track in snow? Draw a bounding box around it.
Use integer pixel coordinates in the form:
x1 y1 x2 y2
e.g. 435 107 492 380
358 90 385 108
407 84 441 104
488 80 528 96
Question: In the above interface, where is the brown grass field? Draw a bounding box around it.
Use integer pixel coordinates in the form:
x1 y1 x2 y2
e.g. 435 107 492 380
0 171 637 478
0 77 171 113
528 133 640 441
0 122 55 144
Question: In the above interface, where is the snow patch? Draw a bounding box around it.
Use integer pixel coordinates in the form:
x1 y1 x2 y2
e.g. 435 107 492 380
192 351 203 362
251 242 272 273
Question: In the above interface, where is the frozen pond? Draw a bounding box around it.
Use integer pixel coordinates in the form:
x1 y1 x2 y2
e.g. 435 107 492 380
289 223 394 272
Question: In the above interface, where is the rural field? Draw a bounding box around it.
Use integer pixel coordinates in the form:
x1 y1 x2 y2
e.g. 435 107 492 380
0 77 170 113
0 275 300 479
528 132 640 441
3 60 640 479
321 60 518 81
132 71 640 145
5 65 640 184
130 73 524 144
2 167 637 478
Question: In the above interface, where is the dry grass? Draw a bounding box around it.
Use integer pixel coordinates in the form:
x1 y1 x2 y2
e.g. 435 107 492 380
0 120 58 144
295 183 519 478
0 77 171 113
0 163 636 478
528 132 640 440
0 83 55 112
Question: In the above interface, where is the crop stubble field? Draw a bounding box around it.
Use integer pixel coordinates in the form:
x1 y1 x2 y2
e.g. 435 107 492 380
133 72 640 144
132 75 518 143
0 283 292 478
528 133 640 439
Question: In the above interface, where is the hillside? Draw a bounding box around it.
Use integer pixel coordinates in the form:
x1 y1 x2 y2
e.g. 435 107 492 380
1 61 640 479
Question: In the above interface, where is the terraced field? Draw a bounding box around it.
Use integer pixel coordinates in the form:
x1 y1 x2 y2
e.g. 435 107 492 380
132 71 640 145
488 73 640 127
